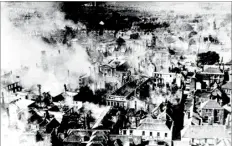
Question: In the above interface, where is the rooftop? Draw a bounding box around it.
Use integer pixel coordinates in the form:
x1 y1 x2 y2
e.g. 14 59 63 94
136 122 169 131
216 139 231 146
111 77 148 97
200 99 223 109
136 115 169 131
202 67 223 74
222 82 232 90
182 125 230 139
225 60 232 65
112 79 139 97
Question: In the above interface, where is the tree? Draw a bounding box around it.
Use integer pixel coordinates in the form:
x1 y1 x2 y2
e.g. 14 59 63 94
94 89 107 105
43 92 52 107
35 131 44 142
130 33 140 39
196 51 220 67
116 37 126 47
74 86 94 102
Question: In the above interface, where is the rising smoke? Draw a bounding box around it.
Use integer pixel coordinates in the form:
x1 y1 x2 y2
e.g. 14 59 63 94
1 2 92 94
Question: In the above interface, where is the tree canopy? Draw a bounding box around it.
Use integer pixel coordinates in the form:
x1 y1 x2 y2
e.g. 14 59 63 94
74 86 94 102
116 37 126 47
196 51 220 67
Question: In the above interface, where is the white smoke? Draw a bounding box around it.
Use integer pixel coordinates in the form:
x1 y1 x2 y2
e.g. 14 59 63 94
1 2 92 94
82 102 110 122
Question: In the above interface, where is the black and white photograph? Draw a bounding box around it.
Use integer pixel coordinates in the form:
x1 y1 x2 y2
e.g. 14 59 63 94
1 1 231 146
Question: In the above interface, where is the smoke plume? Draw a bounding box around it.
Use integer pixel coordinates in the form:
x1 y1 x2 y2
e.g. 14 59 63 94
1 2 92 94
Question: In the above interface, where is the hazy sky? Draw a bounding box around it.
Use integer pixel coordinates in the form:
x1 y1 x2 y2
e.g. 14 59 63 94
108 2 231 15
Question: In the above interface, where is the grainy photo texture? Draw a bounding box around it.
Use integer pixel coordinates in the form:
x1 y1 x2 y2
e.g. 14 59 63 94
1 2 231 146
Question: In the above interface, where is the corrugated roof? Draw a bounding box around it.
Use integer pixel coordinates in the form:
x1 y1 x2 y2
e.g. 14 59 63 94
182 125 230 139
200 99 223 109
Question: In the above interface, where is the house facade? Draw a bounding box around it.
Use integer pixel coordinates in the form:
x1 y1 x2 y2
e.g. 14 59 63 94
120 115 173 146
105 96 127 107
199 99 225 124
222 82 232 99
181 125 231 146
200 66 224 89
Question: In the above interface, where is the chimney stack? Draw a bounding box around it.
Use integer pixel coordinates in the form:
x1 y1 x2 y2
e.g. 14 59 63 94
37 84 42 107
64 84 68 92
37 84 41 96
135 101 137 111
2 92 5 109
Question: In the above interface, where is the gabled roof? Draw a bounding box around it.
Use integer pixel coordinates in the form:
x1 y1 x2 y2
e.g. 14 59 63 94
139 114 161 124
137 123 170 131
92 130 108 139
137 115 169 131
63 129 90 143
200 99 223 109
222 82 232 90
216 139 231 146
63 133 82 143
182 125 230 139
67 129 90 137
202 67 223 74
53 93 64 102
46 118 60 129
223 105 231 113
225 60 232 65
64 91 78 97
90 134 107 141
211 88 223 97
